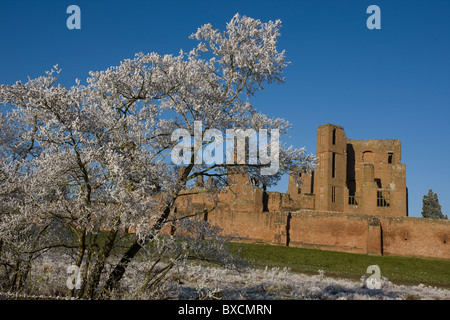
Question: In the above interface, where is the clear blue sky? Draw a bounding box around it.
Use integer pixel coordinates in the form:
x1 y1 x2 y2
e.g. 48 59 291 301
1 0 449 218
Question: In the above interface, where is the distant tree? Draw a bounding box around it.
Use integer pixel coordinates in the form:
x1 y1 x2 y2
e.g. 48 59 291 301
421 189 448 219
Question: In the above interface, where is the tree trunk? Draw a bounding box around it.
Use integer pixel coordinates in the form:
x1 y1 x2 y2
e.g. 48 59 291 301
103 166 190 295
103 205 172 294
68 227 86 298
11 261 21 291
79 246 92 296
83 227 118 299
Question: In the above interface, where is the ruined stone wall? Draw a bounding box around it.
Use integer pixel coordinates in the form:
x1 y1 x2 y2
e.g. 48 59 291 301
207 210 287 245
345 138 407 218
286 210 379 255
379 216 449 259
205 208 449 260
286 124 408 218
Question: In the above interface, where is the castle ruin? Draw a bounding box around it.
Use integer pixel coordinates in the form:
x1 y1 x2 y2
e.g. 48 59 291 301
175 124 449 260
287 123 408 217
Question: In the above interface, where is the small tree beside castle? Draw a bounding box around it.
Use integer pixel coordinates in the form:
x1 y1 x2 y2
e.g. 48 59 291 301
421 189 448 219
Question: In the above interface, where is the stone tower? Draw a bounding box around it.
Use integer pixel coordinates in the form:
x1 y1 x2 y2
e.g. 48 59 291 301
287 123 408 217
315 124 347 212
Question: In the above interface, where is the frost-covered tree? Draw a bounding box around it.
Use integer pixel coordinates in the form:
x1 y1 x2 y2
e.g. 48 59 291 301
0 14 314 298
421 189 447 220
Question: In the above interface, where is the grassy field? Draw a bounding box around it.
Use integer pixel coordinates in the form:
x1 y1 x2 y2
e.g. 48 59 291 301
229 242 450 288
75 231 450 288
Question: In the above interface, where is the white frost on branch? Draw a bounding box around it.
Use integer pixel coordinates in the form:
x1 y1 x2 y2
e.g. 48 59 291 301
0 13 314 297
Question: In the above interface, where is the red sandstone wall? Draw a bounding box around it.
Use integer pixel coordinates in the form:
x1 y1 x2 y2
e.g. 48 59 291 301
208 210 286 245
380 216 449 259
206 209 449 260
287 211 371 254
